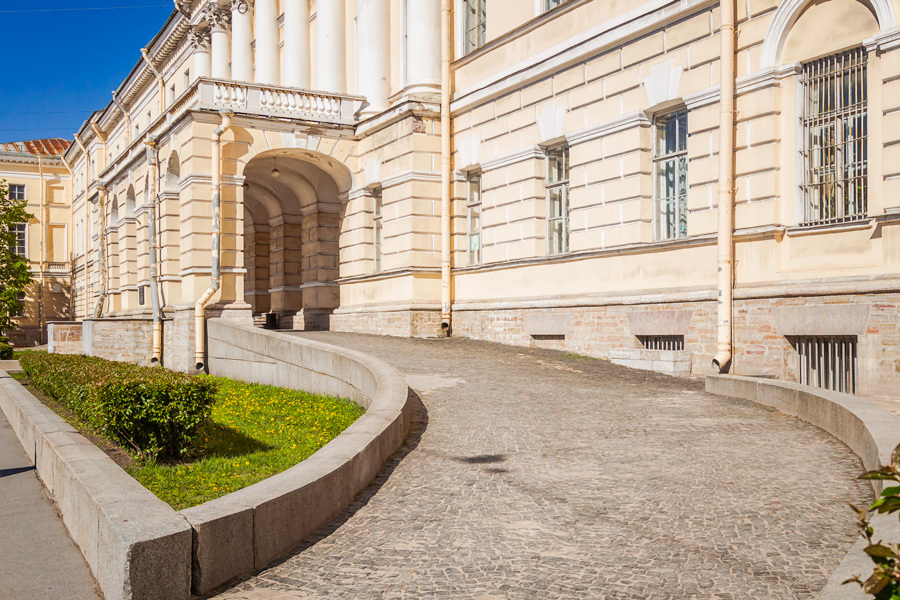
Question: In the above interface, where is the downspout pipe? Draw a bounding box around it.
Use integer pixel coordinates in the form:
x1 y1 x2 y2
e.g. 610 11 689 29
144 137 163 365
440 0 452 334
73 134 91 319
58 154 75 320
713 0 736 373
194 111 233 372
140 48 167 115
38 155 46 343
93 182 108 318
112 91 132 147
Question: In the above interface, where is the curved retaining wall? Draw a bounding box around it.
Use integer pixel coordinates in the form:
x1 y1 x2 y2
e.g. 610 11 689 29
706 375 900 600
0 320 411 599
184 319 412 594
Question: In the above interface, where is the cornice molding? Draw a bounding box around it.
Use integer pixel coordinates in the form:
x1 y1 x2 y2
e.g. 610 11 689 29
566 111 650 147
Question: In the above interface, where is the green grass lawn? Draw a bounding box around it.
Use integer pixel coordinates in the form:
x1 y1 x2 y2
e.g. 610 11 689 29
129 375 365 510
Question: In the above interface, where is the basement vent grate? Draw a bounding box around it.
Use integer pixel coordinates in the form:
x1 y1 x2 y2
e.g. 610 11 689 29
794 335 857 394
638 335 684 351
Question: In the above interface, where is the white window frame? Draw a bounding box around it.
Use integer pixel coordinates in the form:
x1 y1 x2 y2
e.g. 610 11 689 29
373 188 383 274
799 47 868 226
653 108 689 241
8 183 25 202
539 0 570 14
10 223 27 259
458 0 486 56
546 144 569 255
466 171 482 266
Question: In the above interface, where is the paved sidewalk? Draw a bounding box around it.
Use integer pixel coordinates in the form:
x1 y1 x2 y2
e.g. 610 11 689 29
0 374 101 600
208 334 873 600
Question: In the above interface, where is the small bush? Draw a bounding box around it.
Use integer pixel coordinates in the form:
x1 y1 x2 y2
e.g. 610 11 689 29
18 353 216 461
0 339 12 360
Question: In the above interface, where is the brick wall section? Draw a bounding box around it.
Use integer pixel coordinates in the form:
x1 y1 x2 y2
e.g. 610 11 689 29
331 310 443 338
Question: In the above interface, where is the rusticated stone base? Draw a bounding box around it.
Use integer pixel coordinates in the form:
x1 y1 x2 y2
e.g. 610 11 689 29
331 309 443 338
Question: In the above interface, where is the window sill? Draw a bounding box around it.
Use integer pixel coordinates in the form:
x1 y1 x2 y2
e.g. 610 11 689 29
785 218 873 237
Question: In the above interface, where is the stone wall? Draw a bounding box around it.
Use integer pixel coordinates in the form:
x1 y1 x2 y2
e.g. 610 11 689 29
82 318 154 365
331 308 443 338
47 322 83 355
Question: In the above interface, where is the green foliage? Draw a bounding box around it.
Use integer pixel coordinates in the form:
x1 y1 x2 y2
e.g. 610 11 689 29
846 443 900 599
0 335 11 360
0 180 34 334
130 376 365 509
18 352 217 461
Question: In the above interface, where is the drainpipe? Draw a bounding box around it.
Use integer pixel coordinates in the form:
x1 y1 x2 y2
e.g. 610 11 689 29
144 137 163 364
140 47 167 115
713 0 736 373
38 155 46 343
440 0 452 334
73 134 91 319
58 154 75 320
194 111 233 371
93 182 108 318
112 91 132 147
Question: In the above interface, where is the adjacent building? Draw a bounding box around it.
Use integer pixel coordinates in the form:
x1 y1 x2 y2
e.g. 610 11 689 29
0 139 73 346
26 0 900 397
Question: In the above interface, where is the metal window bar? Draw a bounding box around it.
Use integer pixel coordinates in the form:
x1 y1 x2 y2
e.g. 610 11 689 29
639 335 685 351
464 0 487 53
801 48 868 226
796 336 857 394
547 145 570 255
653 110 688 240
467 172 482 266
373 190 383 274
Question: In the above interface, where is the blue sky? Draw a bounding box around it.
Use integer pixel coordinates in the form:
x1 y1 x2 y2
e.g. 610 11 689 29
0 1 175 143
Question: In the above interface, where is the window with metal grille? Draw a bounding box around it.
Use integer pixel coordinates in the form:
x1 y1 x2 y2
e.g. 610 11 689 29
794 336 857 394
467 171 482 266
800 48 868 226
653 109 688 240
546 144 569 255
373 188 383 274
638 335 685 351
463 0 486 54
10 223 26 258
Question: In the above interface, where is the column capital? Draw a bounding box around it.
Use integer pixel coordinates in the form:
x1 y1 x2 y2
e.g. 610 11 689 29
206 3 232 31
231 0 253 13
188 26 212 51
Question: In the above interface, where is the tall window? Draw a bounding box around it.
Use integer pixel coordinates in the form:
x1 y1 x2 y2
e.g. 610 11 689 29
653 109 688 240
373 188 383 274
464 0 486 54
546 145 569 255
10 223 26 258
467 171 482 265
801 48 868 225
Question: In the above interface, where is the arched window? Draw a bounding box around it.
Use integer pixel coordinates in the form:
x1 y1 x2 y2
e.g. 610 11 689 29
125 186 136 218
166 152 180 192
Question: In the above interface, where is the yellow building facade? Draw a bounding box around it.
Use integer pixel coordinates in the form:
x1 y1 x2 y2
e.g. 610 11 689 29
51 0 900 396
0 139 73 346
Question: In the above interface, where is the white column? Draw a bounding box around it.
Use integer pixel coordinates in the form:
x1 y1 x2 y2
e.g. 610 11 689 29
209 5 232 79
255 0 279 85
189 26 212 78
316 0 346 93
356 0 390 114
231 0 253 82
405 0 441 94
283 0 310 88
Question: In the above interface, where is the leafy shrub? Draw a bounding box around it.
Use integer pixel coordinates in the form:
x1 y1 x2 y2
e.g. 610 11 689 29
19 352 216 461
0 336 11 360
846 443 900 598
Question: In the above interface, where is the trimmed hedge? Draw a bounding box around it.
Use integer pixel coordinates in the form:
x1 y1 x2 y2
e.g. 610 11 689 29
18 352 216 460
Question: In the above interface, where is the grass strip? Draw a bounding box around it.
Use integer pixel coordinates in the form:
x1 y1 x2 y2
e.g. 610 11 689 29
129 375 365 510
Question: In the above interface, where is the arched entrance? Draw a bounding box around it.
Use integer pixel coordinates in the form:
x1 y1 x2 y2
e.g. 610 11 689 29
241 149 350 330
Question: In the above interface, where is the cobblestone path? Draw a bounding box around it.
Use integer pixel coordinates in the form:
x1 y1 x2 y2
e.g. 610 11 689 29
207 334 872 600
